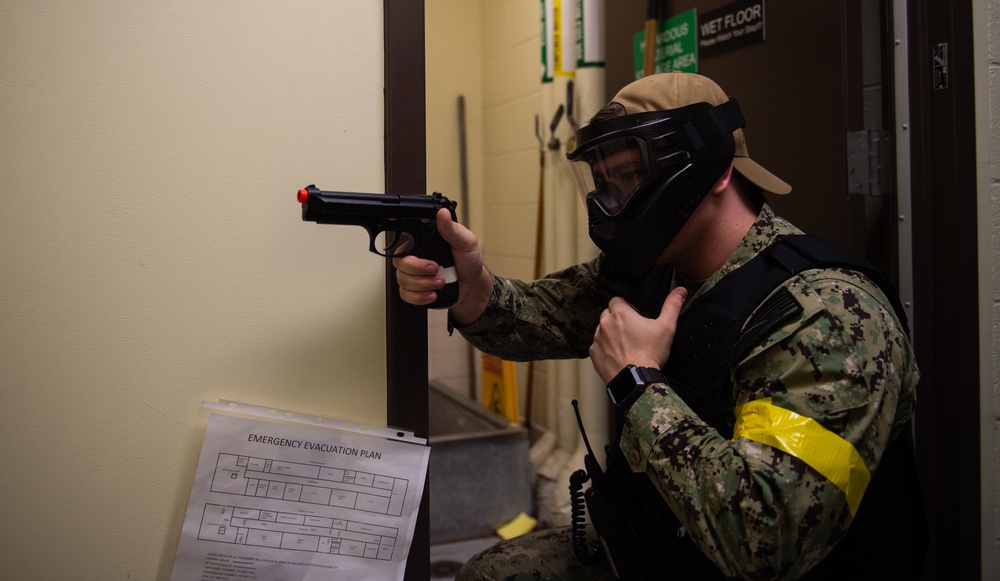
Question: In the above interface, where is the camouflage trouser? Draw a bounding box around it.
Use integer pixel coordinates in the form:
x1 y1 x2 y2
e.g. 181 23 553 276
454 526 619 581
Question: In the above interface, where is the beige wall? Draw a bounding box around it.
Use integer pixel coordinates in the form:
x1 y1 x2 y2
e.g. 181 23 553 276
0 2 386 579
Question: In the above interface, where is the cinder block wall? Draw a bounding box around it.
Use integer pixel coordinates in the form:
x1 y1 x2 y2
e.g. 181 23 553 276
427 0 541 400
478 0 544 284
426 0 487 397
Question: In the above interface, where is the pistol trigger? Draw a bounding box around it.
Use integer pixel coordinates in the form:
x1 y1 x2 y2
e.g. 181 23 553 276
367 231 382 256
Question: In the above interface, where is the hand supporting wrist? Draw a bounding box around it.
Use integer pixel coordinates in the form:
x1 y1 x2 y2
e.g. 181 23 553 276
449 266 494 325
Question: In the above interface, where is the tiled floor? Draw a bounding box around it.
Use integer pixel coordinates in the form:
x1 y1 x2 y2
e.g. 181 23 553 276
430 536 501 580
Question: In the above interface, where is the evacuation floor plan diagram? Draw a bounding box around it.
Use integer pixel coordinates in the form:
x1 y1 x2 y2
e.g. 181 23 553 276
197 453 409 560
210 453 409 517
197 502 397 561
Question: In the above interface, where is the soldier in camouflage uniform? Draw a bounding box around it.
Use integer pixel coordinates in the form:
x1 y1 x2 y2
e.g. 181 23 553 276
395 73 922 580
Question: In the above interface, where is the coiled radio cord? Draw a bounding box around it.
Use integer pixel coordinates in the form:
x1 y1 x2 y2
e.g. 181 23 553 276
569 399 601 565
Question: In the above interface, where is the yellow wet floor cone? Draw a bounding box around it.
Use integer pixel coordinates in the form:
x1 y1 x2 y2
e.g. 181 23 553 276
481 353 519 423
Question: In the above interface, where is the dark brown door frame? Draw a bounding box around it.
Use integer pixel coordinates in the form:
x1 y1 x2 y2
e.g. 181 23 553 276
905 0 981 578
384 1 430 579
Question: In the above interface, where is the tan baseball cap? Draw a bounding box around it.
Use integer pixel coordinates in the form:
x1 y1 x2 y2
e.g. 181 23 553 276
611 73 792 195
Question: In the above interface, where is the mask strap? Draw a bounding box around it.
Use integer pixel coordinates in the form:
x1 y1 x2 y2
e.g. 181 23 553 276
677 98 745 154
704 98 746 136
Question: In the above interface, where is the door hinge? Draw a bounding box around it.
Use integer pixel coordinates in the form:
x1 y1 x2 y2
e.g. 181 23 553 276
846 130 891 196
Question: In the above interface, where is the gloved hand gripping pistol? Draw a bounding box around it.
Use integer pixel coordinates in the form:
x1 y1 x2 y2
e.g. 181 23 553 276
297 185 459 308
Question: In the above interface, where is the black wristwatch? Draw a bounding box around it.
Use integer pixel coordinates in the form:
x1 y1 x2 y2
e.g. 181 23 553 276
607 364 667 413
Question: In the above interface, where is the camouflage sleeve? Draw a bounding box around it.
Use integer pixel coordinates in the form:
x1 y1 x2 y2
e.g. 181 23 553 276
454 256 624 361
619 269 919 580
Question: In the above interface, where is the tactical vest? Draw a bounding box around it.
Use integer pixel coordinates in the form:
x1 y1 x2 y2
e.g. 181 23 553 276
588 235 926 580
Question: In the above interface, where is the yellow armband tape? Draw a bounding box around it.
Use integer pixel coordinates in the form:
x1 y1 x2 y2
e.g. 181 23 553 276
732 398 870 515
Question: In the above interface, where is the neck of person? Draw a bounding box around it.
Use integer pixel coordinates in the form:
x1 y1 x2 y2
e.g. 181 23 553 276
664 173 760 281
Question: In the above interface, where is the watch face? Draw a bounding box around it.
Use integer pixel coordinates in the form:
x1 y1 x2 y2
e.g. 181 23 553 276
608 365 643 407
608 366 667 408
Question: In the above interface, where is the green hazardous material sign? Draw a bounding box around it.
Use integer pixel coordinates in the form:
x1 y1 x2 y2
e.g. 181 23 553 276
633 9 697 79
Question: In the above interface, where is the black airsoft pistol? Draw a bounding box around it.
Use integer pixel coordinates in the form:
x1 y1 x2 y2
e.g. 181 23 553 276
296 185 459 308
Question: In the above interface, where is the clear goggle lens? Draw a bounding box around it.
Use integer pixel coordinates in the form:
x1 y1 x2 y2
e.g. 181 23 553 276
570 136 649 216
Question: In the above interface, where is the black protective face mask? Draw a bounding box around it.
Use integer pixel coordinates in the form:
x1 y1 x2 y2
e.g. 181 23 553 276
567 99 745 279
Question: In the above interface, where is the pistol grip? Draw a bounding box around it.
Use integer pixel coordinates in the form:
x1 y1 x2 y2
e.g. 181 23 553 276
424 217 459 309
430 277 459 308
426 255 457 308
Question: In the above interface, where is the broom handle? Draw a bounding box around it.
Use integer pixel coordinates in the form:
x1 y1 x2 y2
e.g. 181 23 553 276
643 1 658 77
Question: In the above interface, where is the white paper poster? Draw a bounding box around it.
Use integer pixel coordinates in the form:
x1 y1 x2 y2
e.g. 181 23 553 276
170 402 429 581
